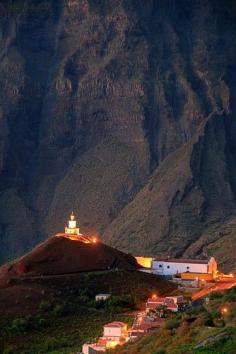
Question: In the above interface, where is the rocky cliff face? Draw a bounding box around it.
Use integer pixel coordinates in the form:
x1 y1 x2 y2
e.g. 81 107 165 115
0 0 235 269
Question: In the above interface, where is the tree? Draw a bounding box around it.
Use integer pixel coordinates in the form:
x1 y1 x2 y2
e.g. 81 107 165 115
149 305 170 318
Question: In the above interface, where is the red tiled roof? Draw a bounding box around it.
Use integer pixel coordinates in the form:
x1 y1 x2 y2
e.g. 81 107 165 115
146 302 162 309
147 297 165 303
104 321 126 328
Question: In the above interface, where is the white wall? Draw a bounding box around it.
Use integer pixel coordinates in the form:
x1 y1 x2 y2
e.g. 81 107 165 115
95 294 110 301
152 261 208 275
104 327 122 338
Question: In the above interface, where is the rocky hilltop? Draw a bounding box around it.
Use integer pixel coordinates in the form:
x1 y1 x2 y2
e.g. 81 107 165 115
0 0 235 269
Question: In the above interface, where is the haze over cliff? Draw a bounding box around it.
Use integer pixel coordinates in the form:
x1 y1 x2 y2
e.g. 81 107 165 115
0 0 236 269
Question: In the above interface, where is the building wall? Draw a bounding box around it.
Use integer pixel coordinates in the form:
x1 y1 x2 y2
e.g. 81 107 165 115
152 261 208 275
208 257 217 273
95 294 110 301
165 296 184 304
104 327 122 338
181 272 214 281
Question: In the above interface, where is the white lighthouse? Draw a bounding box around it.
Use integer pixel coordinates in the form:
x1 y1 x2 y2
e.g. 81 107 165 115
65 212 82 236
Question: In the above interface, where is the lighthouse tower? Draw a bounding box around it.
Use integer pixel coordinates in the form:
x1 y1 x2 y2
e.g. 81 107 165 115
65 212 82 236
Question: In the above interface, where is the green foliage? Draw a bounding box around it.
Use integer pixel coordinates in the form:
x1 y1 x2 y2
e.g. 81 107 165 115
211 309 221 319
29 335 72 353
223 288 236 302
154 348 166 354
52 304 66 318
164 318 180 330
38 300 52 313
107 294 135 309
149 305 171 318
8 317 30 334
186 305 206 316
2 346 14 354
210 291 223 300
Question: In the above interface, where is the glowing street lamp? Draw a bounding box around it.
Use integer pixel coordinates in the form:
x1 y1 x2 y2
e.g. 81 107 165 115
92 237 97 244
221 307 228 316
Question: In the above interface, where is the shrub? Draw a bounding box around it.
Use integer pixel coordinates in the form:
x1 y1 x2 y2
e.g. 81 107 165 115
94 299 106 309
35 316 47 328
9 317 29 334
186 305 206 316
107 295 134 310
211 309 221 319
164 319 180 330
38 300 52 313
203 313 214 327
3 346 14 354
210 292 223 300
52 304 66 317
154 348 166 354
79 288 92 298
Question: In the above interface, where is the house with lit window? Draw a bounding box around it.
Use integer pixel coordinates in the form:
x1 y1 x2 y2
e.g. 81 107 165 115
82 322 129 354
146 295 184 313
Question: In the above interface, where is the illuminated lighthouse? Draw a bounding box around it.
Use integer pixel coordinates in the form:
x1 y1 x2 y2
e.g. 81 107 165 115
65 212 82 236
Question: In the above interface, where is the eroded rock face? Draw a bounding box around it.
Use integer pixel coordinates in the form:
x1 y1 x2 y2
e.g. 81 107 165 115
0 0 235 267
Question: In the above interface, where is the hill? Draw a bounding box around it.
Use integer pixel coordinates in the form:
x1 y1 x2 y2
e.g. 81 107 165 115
0 234 138 280
0 234 176 316
0 236 176 353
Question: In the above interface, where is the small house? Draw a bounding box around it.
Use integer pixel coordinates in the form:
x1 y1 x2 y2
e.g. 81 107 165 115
95 294 111 301
103 321 128 340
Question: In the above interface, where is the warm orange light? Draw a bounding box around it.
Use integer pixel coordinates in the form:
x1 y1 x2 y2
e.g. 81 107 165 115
152 294 157 299
229 273 233 277
92 237 97 243
135 257 152 268
221 307 228 314
106 340 119 349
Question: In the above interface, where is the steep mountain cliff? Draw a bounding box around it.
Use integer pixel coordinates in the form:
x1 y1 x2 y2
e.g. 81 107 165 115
0 0 235 268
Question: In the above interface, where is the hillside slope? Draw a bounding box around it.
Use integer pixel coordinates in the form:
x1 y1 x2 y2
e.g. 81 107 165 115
0 0 236 265
104 113 236 270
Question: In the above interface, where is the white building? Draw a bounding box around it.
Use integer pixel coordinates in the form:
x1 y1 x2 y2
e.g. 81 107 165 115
82 343 105 354
146 295 184 313
152 257 217 276
82 322 128 354
95 294 111 301
65 212 82 236
136 256 217 276
103 321 128 340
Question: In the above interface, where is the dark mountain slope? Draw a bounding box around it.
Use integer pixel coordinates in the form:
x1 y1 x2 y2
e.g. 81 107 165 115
0 1 235 266
105 113 236 270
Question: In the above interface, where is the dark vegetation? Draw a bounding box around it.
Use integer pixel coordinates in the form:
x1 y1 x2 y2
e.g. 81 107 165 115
0 269 176 353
